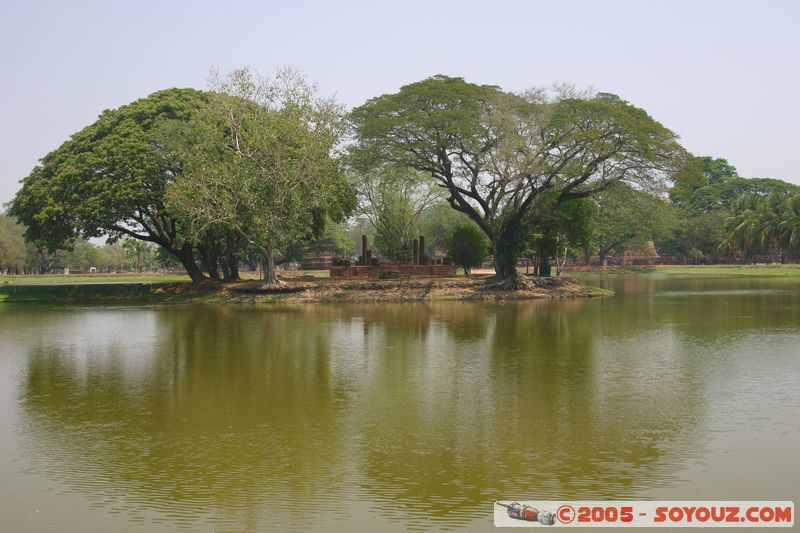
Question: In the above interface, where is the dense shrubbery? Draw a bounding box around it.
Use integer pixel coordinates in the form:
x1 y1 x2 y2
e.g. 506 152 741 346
446 224 490 274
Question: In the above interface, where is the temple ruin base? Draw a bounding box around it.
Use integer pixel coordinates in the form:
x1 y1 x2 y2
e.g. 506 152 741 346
329 264 457 279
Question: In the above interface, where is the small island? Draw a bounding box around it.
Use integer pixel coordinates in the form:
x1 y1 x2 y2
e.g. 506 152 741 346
4 70 799 302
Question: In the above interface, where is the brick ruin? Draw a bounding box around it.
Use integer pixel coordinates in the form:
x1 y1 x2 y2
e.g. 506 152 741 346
329 235 457 278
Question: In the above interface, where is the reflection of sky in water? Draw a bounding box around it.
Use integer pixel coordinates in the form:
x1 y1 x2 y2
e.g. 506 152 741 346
0 275 798 532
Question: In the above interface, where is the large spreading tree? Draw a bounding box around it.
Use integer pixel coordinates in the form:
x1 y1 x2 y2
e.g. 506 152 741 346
165 68 354 284
350 75 686 281
9 88 211 282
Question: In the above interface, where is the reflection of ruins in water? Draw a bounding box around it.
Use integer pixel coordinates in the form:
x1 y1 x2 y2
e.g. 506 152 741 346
17 298 715 530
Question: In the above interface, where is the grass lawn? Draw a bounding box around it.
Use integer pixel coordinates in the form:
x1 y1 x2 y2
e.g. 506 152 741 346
3 265 799 288
653 264 800 276
0 272 192 285
565 264 800 277
0 269 331 286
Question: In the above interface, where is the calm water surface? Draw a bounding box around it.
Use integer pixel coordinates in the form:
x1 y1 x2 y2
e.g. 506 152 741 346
0 274 798 531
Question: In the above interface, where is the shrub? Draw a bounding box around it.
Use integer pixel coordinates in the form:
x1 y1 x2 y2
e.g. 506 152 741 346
446 224 490 274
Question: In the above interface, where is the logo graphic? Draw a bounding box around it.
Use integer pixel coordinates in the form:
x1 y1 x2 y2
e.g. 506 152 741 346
493 501 794 528
496 502 556 526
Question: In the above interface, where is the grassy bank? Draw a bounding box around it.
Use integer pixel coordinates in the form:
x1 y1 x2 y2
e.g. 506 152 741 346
4 264 796 294
0 273 192 285
0 282 170 302
0 270 332 286
564 264 800 277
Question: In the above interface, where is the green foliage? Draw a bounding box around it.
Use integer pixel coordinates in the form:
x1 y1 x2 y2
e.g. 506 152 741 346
418 203 475 257
446 224 490 273
344 217 374 258
317 220 353 256
592 183 678 260
165 68 354 283
371 189 417 259
681 210 727 262
672 156 799 215
688 176 799 214
665 155 800 262
122 239 155 271
351 75 686 280
0 213 28 272
720 193 800 261
11 88 207 246
96 242 126 271
670 156 707 208
8 88 210 280
521 196 594 274
352 166 439 260
154 245 181 269
537 198 594 253
700 157 739 184
64 240 103 269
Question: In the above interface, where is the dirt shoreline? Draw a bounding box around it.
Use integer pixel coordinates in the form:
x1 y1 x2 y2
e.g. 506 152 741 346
197 275 610 303
1 275 611 303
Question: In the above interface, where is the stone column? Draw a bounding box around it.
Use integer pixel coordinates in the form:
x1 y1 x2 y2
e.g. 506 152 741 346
360 235 368 265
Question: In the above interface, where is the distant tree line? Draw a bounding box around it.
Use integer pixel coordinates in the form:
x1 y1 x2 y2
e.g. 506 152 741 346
659 156 800 263
0 213 177 274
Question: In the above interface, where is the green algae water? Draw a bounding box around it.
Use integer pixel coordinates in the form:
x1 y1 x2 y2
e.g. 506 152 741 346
0 274 798 531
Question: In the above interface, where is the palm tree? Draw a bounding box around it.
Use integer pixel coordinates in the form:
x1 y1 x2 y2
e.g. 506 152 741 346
779 195 800 251
721 193 800 264
722 194 761 264
755 193 786 263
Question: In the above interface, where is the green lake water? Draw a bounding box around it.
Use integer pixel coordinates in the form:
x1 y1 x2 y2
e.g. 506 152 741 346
0 274 798 531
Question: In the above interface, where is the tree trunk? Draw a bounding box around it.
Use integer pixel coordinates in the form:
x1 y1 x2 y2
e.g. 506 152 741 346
556 246 568 276
261 248 282 285
598 240 622 267
537 249 552 277
198 243 220 280
220 260 231 281
493 238 518 281
225 231 240 280
492 223 521 282
175 244 206 284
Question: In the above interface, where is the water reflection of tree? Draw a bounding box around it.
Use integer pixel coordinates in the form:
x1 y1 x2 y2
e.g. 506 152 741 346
21 305 358 531
17 296 740 530
337 300 708 529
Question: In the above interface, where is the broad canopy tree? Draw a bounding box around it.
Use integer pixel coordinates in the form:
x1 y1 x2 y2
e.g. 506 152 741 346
11 70 353 285
165 68 354 285
350 75 686 280
9 88 211 282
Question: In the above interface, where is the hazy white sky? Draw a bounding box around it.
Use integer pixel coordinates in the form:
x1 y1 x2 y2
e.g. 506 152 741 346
1 0 799 205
